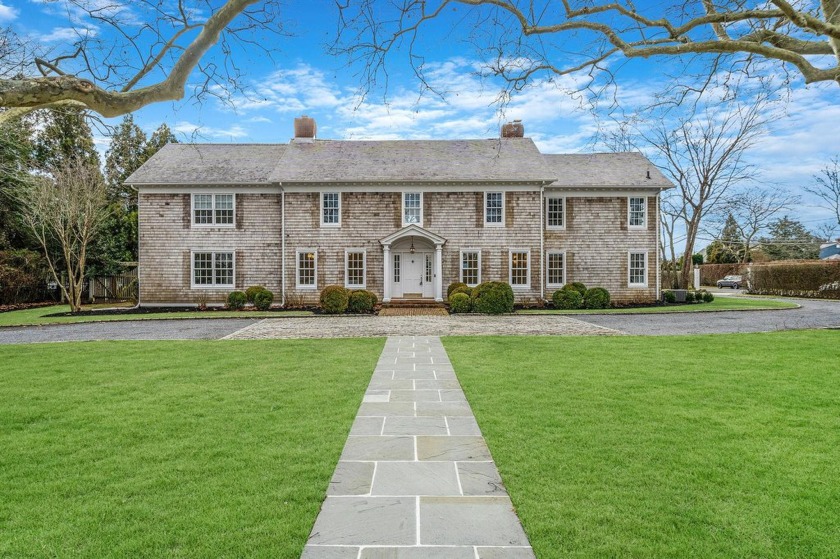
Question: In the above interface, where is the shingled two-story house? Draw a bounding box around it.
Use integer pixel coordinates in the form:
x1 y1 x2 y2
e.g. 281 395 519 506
125 117 672 307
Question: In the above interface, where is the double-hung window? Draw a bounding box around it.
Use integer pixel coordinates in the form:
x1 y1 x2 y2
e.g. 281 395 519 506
485 192 504 226
546 251 565 288
629 251 648 287
628 197 647 229
321 192 341 227
192 251 234 287
509 250 530 288
297 250 317 289
460 250 481 286
193 193 234 226
546 197 564 229
403 192 422 226
345 250 366 288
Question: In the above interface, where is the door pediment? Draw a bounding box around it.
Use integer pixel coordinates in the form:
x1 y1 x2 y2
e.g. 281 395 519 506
380 224 446 248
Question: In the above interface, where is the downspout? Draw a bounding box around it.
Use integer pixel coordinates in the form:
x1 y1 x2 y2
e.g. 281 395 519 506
540 183 545 302
132 183 141 309
281 186 286 307
655 192 661 300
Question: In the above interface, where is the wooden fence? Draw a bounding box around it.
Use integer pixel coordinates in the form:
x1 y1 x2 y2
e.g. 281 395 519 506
86 269 138 302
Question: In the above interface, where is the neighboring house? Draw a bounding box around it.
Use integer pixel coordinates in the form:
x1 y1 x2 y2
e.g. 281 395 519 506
819 240 840 260
125 117 672 307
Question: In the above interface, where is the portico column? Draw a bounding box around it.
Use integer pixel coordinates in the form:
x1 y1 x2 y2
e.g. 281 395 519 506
383 244 392 303
434 244 443 302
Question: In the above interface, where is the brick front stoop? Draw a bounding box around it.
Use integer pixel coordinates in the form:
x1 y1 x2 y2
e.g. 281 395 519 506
302 336 535 559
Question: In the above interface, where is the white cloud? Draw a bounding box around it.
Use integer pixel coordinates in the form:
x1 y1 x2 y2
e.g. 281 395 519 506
0 2 18 22
172 121 250 140
35 26 97 43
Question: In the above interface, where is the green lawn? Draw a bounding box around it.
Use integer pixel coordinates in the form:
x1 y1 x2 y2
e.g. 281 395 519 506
444 332 840 558
517 296 798 314
0 305 313 327
0 339 383 558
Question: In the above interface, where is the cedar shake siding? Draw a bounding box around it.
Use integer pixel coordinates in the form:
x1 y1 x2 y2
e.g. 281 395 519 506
127 131 673 307
138 192 281 305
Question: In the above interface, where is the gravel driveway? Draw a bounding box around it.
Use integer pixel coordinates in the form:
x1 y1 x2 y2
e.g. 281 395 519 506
0 298 837 344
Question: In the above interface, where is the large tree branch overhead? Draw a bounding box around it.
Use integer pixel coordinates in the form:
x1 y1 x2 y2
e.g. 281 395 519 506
0 0 274 120
334 0 840 95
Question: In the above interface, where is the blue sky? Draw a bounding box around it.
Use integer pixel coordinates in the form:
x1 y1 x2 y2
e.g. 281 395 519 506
5 0 840 245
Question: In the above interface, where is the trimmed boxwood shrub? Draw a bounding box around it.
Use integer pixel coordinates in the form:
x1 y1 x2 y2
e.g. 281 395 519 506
684 290 695 303
449 292 471 313
663 290 676 304
245 285 268 304
703 290 715 303
471 281 514 314
447 282 468 298
583 287 611 309
348 289 378 313
552 288 583 310
320 285 350 314
253 289 274 310
569 282 587 297
226 291 247 310
449 286 472 300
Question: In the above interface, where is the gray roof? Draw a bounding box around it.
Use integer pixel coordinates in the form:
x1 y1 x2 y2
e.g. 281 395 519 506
125 144 286 184
544 153 671 188
269 138 554 183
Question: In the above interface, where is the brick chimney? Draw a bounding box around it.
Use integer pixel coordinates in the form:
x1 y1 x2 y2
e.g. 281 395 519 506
501 119 524 138
294 115 317 140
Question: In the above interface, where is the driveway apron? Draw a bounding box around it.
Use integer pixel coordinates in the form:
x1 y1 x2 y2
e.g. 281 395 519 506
302 335 535 559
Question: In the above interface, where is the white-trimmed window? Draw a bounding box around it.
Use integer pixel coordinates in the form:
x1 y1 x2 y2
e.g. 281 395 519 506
546 251 565 288
629 251 648 287
321 192 341 227
296 249 317 289
546 197 565 229
345 250 366 288
192 251 234 287
403 192 423 226
192 193 234 226
485 192 504 226
509 250 530 288
393 254 401 282
628 197 647 229
460 250 481 286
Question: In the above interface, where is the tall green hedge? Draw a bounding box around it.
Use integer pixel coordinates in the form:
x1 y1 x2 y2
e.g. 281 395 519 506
749 261 840 298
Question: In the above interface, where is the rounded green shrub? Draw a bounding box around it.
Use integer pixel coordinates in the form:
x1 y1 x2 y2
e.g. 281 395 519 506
552 288 583 310
245 285 268 304
569 282 587 297
449 286 472 300
703 290 715 303
663 290 676 304
320 285 349 314
471 281 514 314
348 289 378 313
447 282 468 298
226 291 247 310
253 289 274 310
584 287 611 309
684 290 695 303
449 292 471 313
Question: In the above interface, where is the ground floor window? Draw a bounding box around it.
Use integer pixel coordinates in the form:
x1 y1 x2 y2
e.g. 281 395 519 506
509 250 530 288
629 251 648 287
460 250 480 286
297 250 317 288
192 251 234 287
546 251 565 287
345 250 366 288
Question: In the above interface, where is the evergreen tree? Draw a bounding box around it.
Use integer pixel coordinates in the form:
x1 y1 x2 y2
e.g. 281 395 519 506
760 216 821 261
104 114 147 207
0 115 36 249
144 122 178 159
706 214 743 263
32 107 101 174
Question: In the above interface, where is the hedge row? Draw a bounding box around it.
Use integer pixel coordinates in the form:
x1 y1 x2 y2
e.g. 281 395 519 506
699 261 840 299
0 249 52 305
446 281 515 314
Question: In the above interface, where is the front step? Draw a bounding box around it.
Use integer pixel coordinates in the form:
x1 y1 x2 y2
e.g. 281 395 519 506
382 298 446 309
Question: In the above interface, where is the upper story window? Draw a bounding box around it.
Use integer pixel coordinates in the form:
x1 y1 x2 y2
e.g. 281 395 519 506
485 192 504 226
629 197 647 229
192 251 234 288
546 197 564 229
193 193 234 226
403 192 422 226
321 192 341 227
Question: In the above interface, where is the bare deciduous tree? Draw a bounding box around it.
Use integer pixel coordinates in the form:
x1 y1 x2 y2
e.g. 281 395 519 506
709 186 799 262
807 156 840 230
643 96 767 287
16 158 111 312
334 0 840 100
0 1 283 122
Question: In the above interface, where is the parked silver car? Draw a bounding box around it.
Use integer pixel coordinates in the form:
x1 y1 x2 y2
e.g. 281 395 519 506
716 275 743 289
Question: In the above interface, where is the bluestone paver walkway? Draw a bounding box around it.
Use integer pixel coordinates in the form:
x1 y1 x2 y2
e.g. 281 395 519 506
302 336 535 559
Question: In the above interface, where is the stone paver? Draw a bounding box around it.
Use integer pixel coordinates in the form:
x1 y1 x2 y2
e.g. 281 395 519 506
302 336 535 558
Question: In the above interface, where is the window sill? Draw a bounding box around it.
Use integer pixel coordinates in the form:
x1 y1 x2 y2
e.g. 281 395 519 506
546 226 566 231
191 285 235 290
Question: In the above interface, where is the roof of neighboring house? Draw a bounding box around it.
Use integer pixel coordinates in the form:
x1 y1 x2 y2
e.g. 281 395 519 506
269 138 554 184
126 138 672 189
125 144 287 185
819 242 840 260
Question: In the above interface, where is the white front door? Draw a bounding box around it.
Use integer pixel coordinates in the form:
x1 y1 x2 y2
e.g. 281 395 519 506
394 252 434 298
